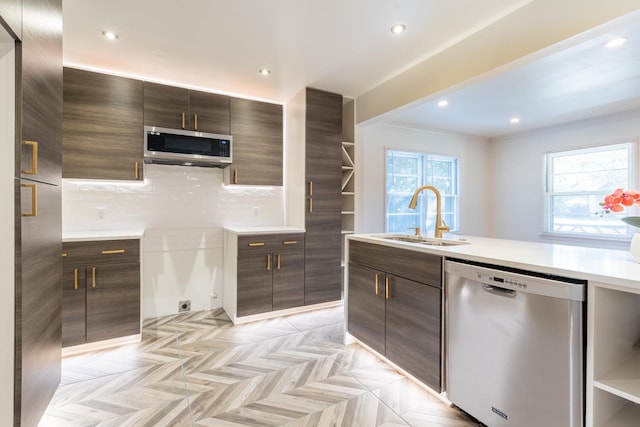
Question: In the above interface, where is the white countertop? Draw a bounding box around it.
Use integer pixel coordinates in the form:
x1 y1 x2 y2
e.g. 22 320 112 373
224 226 305 235
62 229 145 242
349 234 640 291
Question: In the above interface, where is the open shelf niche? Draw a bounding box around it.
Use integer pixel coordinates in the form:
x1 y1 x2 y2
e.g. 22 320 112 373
341 98 355 276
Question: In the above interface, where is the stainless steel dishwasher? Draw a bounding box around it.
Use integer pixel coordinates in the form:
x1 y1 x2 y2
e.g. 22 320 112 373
445 258 585 427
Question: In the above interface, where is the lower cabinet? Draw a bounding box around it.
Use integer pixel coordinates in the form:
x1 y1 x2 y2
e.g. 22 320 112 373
347 240 442 392
224 230 305 321
62 239 141 347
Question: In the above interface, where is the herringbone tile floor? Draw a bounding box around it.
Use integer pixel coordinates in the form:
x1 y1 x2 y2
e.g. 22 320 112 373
40 306 479 427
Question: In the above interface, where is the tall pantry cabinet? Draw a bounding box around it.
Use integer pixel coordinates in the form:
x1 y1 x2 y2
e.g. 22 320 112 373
286 88 343 305
8 0 63 425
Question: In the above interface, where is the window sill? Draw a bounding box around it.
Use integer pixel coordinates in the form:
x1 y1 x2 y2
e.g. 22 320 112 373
539 232 632 249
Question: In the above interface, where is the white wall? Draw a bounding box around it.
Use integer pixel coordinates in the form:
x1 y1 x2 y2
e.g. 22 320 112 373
0 34 15 423
62 164 284 318
489 109 640 249
356 123 491 237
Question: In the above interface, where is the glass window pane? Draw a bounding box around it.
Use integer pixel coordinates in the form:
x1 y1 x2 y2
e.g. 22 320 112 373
545 142 634 238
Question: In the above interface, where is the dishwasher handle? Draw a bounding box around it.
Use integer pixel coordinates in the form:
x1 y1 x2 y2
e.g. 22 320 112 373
482 283 517 298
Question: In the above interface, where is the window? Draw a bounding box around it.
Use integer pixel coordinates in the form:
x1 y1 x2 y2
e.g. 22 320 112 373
545 142 636 238
386 149 459 235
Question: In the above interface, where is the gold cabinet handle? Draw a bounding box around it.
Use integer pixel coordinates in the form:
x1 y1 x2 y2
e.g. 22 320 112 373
21 183 37 217
234 168 238 184
61 252 68 257
283 241 298 245
276 254 281 270
134 161 140 180
181 112 186 129
102 249 125 255
248 242 265 247
375 273 383 296
385 276 391 300
194 113 198 131
73 268 79 290
22 140 38 175
267 254 272 271
91 267 97 288
308 181 313 213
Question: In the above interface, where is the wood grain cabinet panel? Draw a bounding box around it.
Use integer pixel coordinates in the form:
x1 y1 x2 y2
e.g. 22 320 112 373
348 240 442 392
63 68 144 180
234 233 304 318
62 240 141 347
347 262 385 355
304 88 342 306
228 97 283 186
144 82 230 134
15 0 63 425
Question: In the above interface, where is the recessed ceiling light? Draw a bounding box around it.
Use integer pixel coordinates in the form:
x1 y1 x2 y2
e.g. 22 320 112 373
390 24 406 34
102 30 119 40
259 68 271 76
605 37 627 48
510 117 520 124
438 100 449 108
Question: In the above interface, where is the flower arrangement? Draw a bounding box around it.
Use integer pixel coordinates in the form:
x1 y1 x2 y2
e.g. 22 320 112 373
599 188 640 228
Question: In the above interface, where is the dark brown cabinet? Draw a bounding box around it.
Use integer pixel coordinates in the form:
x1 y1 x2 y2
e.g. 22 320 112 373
228 97 283 186
348 240 442 392
14 0 63 425
236 233 304 317
62 239 141 347
304 88 342 305
63 67 144 181
224 232 304 321
143 81 230 134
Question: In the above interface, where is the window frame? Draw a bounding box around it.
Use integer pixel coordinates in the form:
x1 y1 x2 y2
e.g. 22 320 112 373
385 148 460 235
543 141 637 240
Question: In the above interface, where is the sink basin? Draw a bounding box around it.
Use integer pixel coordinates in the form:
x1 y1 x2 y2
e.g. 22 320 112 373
378 234 469 246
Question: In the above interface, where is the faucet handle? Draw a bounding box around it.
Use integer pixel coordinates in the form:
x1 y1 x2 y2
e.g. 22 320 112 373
407 226 421 236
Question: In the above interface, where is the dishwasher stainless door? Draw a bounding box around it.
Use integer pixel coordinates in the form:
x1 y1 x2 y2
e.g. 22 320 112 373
445 260 585 427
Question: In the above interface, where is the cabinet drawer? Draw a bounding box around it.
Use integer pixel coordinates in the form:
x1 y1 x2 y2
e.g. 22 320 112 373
349 240 442 288
238 233 304 252
62 239 140 264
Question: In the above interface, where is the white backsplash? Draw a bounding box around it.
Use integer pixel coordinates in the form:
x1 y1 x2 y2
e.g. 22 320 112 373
62 163 285 318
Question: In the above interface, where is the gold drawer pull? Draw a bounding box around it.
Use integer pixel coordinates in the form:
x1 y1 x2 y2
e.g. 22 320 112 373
22 140 38 175
248 242 265 247
134 161 140 180
375 273 382 296
61 252 68 257
234 168 238 184
276 254 281 270
21 183 37 217
73 268 79 290
283 241 298 245
92 267 97 288
267 254 272 271
194 113 198 130
385 276 391 300
181 112 186 129
102 249 125 255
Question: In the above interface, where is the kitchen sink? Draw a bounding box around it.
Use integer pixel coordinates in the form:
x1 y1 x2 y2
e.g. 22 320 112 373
378 234 469 246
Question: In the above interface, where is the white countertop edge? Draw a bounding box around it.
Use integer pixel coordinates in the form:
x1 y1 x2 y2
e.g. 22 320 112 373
348 233 640 291
63 229 145 242
224 226 306 235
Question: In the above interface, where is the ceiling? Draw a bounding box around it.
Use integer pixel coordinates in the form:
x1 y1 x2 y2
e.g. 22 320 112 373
63 1 640 138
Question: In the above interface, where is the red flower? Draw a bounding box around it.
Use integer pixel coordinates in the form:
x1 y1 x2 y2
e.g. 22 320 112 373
601 188 640 213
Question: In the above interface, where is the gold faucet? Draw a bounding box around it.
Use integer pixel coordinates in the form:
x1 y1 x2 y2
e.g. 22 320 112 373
408 185 450 238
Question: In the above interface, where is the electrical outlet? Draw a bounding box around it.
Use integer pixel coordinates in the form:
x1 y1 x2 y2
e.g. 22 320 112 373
178 300 191 312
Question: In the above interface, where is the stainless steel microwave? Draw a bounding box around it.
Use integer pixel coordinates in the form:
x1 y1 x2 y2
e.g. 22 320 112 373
143 126 232 168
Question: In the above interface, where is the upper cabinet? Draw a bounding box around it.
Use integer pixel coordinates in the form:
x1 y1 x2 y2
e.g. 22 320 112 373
143 82 230 134
63 68 144 181
228 97 283 186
